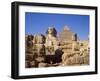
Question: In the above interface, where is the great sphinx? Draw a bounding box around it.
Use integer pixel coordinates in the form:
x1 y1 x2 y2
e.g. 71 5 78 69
45 27 58 49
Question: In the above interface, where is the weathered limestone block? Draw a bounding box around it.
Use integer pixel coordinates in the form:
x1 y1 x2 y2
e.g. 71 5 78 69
62 51 75 61
61 52 85 66
45 46 55 55
25 61 31 68
38 62 47 67
73 54 84 64
35 56 45 63
35 44 45 56
30 61 38 67
25 54 34 61
30 61 36 67
35 34 46 44
72 41 80 51
26 35 34 48
83 55 89 64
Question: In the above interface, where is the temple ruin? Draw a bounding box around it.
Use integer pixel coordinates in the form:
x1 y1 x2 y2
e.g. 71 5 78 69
25 26 89 68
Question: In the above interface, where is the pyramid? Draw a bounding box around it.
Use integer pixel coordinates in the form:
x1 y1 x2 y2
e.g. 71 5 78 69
59 26 76 42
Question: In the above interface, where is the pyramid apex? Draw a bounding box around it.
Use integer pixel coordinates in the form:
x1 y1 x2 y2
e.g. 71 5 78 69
63 26 70 31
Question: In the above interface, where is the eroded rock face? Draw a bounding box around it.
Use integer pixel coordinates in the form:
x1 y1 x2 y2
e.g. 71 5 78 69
61 48 89 66
35 34 46 44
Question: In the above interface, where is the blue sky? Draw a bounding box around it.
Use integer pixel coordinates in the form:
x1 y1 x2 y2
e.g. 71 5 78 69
25 12 89 40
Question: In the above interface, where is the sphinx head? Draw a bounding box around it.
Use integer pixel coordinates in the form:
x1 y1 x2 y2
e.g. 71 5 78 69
46 27 57 37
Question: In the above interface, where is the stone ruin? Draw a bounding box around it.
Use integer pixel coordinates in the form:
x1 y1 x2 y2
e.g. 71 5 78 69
25 26 89 68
